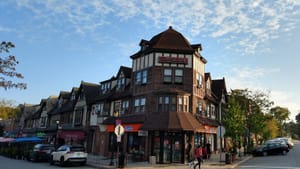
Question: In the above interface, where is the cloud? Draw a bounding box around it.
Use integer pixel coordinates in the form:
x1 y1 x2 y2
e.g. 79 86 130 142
6 0 300 55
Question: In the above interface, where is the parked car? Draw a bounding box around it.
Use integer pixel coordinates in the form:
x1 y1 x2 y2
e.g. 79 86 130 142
273 137 294 149
49 145 87 166
28 144 55 162
253 141 289 156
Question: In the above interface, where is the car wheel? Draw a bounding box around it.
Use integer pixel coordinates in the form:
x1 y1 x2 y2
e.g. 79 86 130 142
80 161 86 166
262 151 267 156
49 156 54 165
60 157 65 167
282 150 287 155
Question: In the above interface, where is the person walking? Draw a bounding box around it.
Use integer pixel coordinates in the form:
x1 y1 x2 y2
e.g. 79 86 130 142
194 145 203 169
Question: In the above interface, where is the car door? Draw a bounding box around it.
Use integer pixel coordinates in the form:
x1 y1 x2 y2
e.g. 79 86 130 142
53 146 66 161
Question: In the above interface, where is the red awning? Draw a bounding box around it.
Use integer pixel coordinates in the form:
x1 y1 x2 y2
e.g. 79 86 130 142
57 131 85 140
106 123 142 132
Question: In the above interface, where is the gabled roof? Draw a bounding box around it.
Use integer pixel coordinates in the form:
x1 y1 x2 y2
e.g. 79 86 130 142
211 78 228 102
116 66 132 78
80 81 101 105
131 26 197 58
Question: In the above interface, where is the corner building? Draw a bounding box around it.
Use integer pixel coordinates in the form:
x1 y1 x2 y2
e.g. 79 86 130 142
99 27 227 164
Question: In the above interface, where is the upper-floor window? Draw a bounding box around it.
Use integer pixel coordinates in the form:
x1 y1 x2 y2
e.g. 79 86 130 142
113 100 121 114
196 72 203 88
40 117 47 127
163 68 183 84
78 92 84 101
71 92 76 100
135 69 148 85
121 100 129 115
206 80 210 90
163 68 172 83
134 97 146 113
74 108 84 126
178 96 189 112
196 99 203 115
116 77 125 91
175 69 183 83
158 95 188 112
101 82 111 93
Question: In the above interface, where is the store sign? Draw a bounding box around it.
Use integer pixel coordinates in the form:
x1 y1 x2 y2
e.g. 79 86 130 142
138 130 148 136
158 56 188 64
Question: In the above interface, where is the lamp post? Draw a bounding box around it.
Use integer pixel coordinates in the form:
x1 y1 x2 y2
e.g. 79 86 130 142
55 120 60 149
109 112 119 166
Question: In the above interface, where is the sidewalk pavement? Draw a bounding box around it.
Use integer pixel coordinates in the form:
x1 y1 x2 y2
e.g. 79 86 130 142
87 153 252 169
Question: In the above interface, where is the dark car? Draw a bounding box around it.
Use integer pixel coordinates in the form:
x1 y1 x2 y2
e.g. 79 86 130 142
253 141 289 156
28 144 55 162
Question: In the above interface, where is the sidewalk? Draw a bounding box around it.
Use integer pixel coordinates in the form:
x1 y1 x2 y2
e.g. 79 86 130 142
87 153 252 169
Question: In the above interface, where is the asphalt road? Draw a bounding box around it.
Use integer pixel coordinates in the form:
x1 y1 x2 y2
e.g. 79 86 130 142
0 156 97 169
236 140 300 169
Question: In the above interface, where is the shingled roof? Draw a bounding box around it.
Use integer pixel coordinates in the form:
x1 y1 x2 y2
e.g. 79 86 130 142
131 26 196 58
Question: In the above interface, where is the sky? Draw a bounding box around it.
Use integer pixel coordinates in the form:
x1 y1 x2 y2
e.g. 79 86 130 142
0 0 300 121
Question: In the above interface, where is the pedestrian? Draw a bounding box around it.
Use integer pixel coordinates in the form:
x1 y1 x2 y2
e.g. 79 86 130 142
194 145 202 169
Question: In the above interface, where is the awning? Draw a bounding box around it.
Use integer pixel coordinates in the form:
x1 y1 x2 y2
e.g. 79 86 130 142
140 112 205 132
57 131 85 140
106 123 142 132
0 137 15 143
14 137 43 142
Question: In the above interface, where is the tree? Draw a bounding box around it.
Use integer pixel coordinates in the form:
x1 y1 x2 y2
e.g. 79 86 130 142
269 106 290 136
222 91 245 153
0 41 26 90
0 99 20 120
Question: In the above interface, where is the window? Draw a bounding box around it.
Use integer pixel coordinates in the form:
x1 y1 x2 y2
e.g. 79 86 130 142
164 96 169 112
206 80 210 90
121 100 129 115
101 82 111 93
183 97 188 112
196 99 203 115
164 68 172 83
71 92 76 100
171 96 177 111
74 108 83 125
134 97 146 113
178 97 183 112
135 72 141 84
116 77 125 91
135 69 148 85
113 100 121 114
142 70 148 84
140 98 146 113
175 69 183 83
196 72 202 88
94 103 105 116
40 117 47 127
164 68 184 84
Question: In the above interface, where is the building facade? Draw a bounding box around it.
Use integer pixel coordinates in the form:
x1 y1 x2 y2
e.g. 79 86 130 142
11 27 227 164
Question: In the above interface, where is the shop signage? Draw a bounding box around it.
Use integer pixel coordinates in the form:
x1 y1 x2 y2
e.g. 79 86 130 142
138 130 148 136
158 56 188 64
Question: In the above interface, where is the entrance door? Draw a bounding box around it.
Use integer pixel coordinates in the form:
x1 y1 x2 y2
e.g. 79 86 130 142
163 136 171 163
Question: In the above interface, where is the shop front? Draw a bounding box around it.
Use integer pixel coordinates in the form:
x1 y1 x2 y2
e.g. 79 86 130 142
141 111 205 164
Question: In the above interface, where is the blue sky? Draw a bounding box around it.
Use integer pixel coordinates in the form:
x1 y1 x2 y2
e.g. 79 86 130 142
1 0 299 120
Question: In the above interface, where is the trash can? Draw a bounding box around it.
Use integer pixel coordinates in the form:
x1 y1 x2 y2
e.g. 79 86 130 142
225 153 232 164
118 153 125 168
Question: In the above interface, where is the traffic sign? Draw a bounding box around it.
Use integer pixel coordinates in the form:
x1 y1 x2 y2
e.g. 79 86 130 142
114 124 125 136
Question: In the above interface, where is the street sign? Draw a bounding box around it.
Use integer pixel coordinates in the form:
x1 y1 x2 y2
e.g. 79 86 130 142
114 124 125 136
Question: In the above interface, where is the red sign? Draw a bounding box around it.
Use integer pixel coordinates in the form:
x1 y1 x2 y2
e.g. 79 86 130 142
158 56 188 64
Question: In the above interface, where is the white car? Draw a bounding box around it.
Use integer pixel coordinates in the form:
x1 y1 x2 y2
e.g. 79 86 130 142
49 145 87 166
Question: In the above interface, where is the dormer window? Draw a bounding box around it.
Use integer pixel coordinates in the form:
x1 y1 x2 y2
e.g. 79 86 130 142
58 98 63 107
101 82 111 93
206 80 210 90
71 92 76 100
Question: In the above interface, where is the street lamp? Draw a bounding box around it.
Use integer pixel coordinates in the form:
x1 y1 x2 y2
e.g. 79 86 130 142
109 112 119 166
55 120 60 149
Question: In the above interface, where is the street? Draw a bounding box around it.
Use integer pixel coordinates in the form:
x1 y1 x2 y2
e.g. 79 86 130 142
236 141 300 169
0 156 98 169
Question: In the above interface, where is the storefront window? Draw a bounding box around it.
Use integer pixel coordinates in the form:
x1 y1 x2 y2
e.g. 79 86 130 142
127 133 145 155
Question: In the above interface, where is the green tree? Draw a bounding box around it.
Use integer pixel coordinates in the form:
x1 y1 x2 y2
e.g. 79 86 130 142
263 114 279 140
0 41 26 90
223 91 245 152
269 106 290 136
